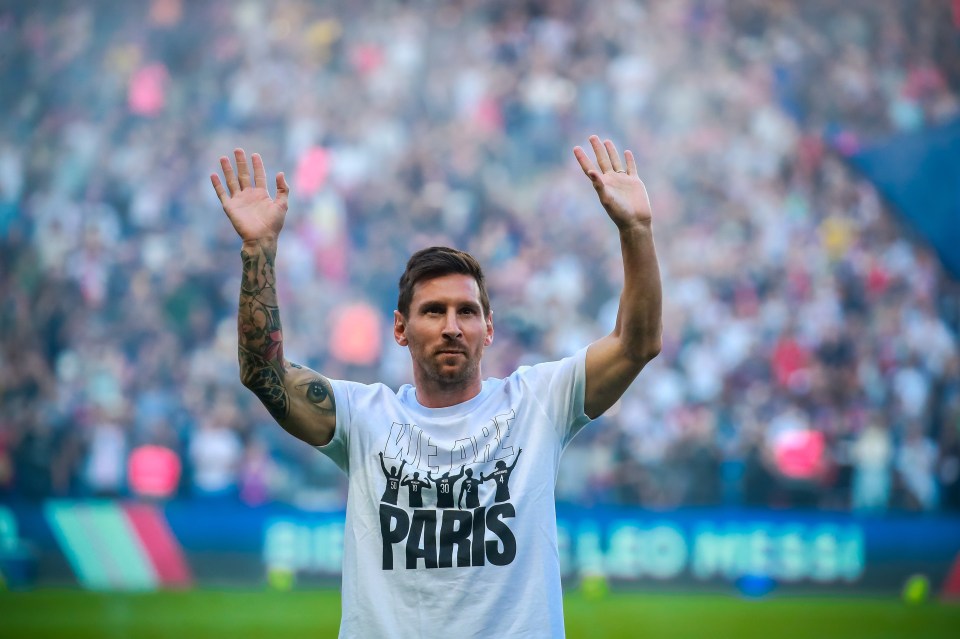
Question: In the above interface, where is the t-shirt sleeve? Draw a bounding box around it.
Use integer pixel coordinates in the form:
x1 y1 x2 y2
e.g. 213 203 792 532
313 378 354 474
518 347 593 446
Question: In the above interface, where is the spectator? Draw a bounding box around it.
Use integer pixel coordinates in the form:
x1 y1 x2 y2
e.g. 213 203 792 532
850 419 893 512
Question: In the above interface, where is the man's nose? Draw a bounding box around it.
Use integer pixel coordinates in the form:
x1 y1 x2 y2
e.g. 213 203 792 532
441 311 462 338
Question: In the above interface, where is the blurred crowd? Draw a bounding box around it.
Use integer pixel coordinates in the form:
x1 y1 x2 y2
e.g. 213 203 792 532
1 0 959 513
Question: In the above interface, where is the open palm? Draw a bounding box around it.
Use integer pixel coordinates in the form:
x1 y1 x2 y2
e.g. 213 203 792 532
210 149 289 242
574 135 653 230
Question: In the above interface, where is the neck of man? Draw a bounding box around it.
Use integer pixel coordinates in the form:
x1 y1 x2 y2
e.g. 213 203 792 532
413 368 484 409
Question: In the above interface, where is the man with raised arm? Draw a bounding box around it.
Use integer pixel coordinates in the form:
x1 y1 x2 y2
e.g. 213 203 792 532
480 447 523 503
210 135 662 638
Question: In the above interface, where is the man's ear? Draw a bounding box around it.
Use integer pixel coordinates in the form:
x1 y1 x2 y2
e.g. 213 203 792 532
484 310 494 346
394 310 408 346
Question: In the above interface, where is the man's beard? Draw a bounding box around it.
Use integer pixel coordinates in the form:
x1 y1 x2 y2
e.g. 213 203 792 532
424 350 482 389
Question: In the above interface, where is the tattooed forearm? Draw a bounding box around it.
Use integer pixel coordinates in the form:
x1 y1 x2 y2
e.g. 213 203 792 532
239 345 289 420
240 301 283 360
236 240 337 444
238 241 283 359
238 240 287 411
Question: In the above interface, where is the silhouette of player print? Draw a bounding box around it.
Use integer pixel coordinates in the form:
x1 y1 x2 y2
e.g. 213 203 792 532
457 468 483 509
430 466 465 509
401 471 433 508
378 452 406 505
480 448 522 503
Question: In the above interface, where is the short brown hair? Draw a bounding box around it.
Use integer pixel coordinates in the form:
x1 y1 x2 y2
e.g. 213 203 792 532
397 247 490 318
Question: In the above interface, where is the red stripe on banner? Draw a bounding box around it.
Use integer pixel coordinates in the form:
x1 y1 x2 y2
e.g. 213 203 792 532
942 550 960 600
123 503 193 588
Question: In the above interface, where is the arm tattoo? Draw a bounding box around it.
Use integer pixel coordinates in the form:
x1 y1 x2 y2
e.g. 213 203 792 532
238 244 283 359
238 241 287 416
239 345 289 420
237 242 337 440
295 376 336 416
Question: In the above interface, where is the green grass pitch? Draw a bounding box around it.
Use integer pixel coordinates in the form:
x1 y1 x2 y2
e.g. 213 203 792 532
0 589 958 638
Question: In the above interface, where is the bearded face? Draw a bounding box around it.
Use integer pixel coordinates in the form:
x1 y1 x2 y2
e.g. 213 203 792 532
394 274 494 395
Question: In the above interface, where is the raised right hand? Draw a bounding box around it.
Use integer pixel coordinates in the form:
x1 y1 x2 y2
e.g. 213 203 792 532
211 149 289 243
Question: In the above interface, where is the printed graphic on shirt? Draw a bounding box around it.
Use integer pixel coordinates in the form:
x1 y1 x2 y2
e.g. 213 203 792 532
380 410 516 471
431 467 464 509
376 410 522 570
378 452 406 505
480 449 522 503
457 469 483 509
401 471 432 508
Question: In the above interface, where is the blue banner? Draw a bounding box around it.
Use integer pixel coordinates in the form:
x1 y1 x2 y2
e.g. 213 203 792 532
846 116 960 278
3 500 959 594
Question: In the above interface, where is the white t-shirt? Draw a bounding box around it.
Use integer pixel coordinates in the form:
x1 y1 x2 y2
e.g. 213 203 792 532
318 349 592 639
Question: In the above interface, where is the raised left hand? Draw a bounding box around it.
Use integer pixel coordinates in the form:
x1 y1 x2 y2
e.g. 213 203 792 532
574 135 653 230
